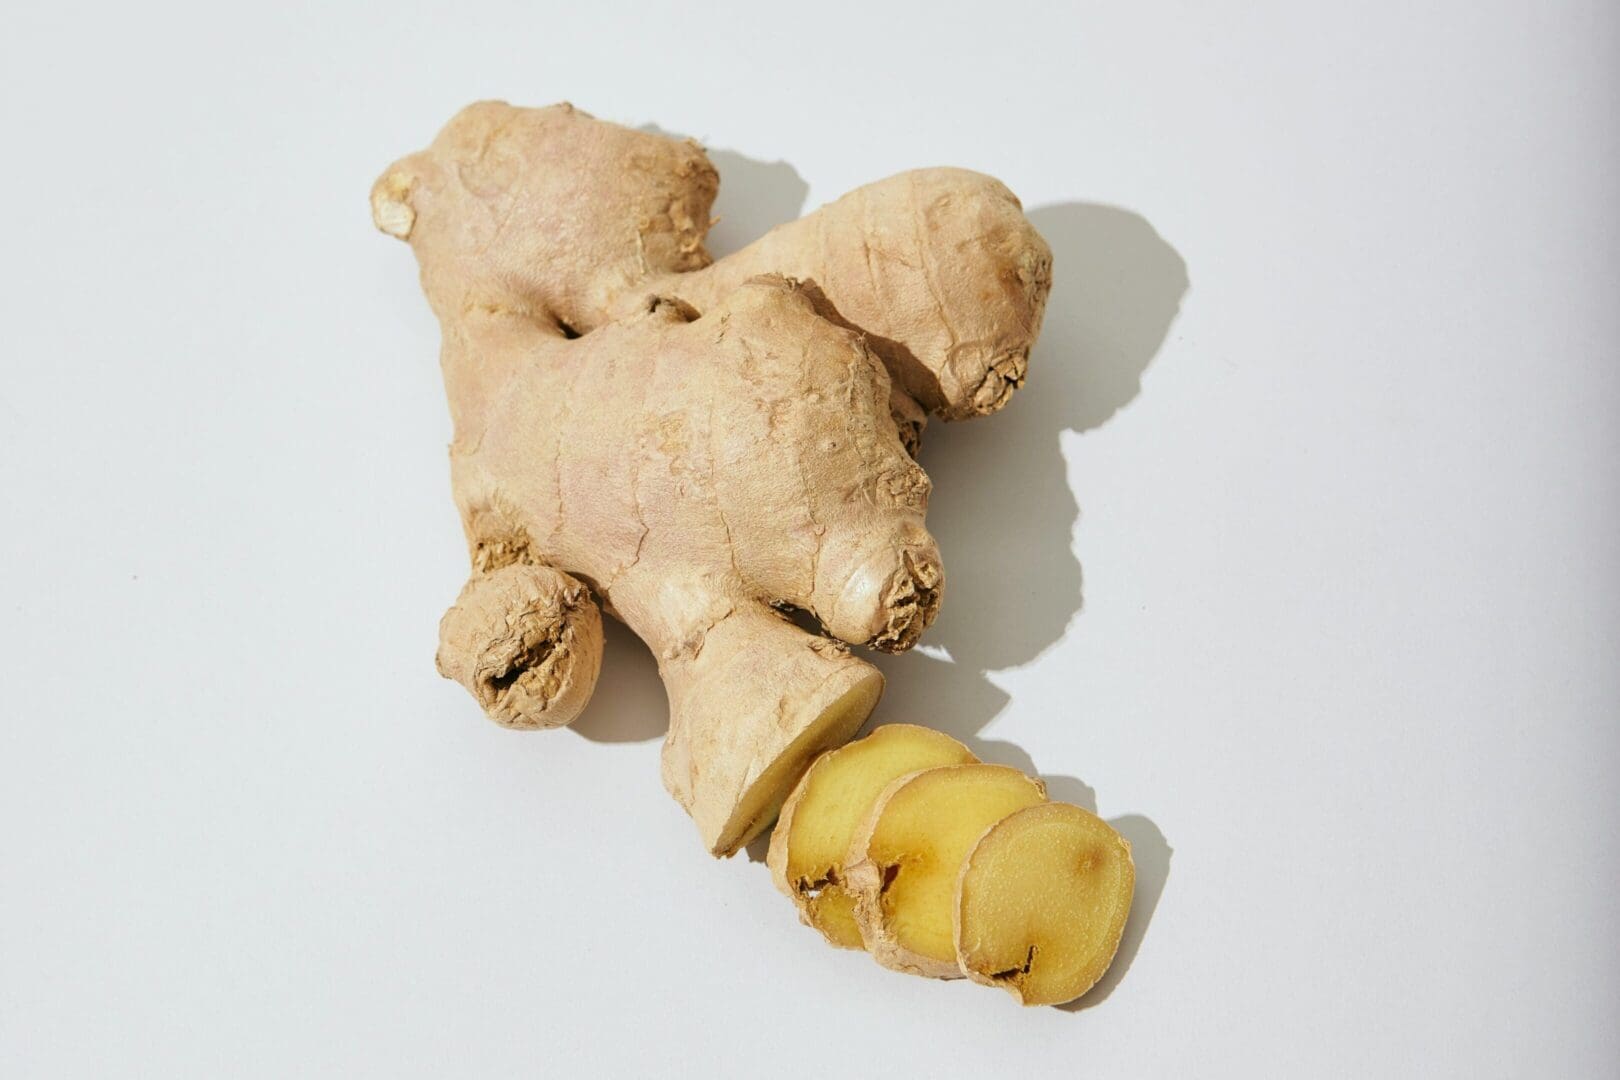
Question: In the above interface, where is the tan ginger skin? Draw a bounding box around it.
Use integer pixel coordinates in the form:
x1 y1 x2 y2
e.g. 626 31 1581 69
372 101 1052 855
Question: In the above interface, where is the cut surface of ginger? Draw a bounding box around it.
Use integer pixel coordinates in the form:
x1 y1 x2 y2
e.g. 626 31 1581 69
955 801 1135 1006
846 764 1046 977
716 670 885 856
768 724 977 948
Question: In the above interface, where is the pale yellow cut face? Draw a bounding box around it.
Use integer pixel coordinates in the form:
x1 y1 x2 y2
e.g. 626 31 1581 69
775 724 976 947
726 673 885 856
861 765 1046 967
955 802 1135 1006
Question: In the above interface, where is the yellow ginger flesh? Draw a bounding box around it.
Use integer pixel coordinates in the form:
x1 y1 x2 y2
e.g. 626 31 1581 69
955 802 1135 1006
848 764 1047 976
768 724 977 948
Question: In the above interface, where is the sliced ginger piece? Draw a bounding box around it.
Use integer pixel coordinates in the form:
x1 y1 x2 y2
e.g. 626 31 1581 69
768 724 977 948
846 764 1047 977
955 802 1135 1006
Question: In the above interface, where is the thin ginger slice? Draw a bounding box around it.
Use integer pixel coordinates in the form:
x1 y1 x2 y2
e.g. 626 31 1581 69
846 764 1047 977
955 802 1135 1006
768 725 978 948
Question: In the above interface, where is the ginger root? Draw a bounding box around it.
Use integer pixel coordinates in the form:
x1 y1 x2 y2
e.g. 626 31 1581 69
956 802 1136 1006
768 724 977 948
845 764 1048 977
372 101 1050 854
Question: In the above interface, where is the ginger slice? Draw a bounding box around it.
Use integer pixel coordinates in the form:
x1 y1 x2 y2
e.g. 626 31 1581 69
846 764 1047 977
955 802 1135 1006
768 725 977 948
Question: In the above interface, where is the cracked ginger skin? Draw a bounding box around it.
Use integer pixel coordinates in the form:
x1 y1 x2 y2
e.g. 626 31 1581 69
371 101 1052 855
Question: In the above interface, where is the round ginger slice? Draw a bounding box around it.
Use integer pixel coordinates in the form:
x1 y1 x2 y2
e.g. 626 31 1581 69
955 802 1135 1006
846 764 1047 977
768 724 978 948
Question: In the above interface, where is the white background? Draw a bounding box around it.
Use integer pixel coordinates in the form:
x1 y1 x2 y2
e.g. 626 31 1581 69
3 2 1616 1076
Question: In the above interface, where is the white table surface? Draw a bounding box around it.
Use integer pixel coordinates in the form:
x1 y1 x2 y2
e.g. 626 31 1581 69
4 2 1616 1076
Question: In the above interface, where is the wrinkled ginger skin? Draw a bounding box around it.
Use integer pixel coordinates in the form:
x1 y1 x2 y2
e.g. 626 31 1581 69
634 169 1053 421
435 563 603 730
372 101 1052 854
455 281 929 854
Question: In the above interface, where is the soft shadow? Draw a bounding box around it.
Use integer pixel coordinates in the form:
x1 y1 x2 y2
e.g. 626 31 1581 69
1040 774 1099 813
916 203 1190 675
639 124 810 259
1065 814 1172 1010
744 831 772 863
868 649 1011 757
873 204 1184 1010
569 618 666 743
702 149 808 259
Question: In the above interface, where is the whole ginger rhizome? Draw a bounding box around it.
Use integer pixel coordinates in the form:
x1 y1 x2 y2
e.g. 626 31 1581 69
375 101 1131 1005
